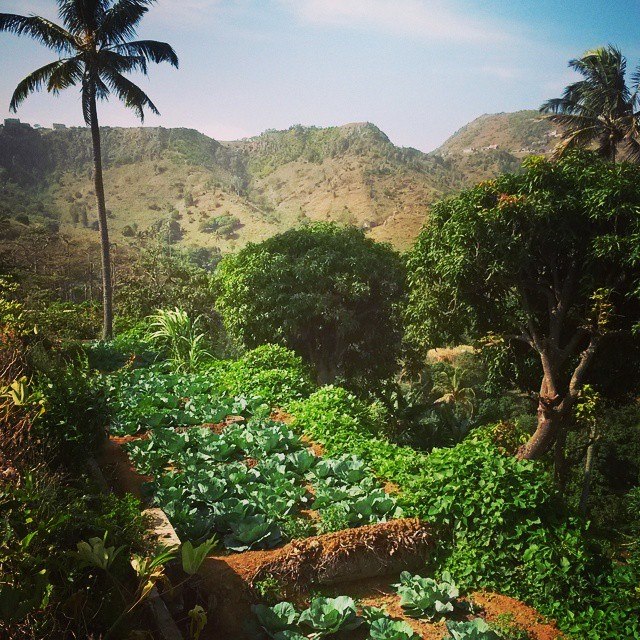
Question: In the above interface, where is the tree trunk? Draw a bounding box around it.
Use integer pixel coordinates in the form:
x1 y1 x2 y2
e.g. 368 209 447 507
518 335 599 461
89 93 114 340
518 391 565 459
314 356 338 385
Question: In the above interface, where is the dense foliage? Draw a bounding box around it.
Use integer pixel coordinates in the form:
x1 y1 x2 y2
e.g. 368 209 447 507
2 142 640 640
406 152 640 460
288 386 640 638
215 223 406 385
107 347 400 547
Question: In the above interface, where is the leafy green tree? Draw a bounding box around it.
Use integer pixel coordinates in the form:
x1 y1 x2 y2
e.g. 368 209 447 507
215 223 405 385
541 46 640 162
0 0 178 339
406 153 640 462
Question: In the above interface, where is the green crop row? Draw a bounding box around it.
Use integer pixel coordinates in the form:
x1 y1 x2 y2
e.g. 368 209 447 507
123 415 401 550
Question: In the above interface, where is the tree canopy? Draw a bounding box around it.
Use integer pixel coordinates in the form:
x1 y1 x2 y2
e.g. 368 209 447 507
406 152 640 460
215 223 406 385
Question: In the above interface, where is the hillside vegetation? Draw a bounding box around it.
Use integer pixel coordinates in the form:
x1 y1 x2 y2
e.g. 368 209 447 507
0 111 555 250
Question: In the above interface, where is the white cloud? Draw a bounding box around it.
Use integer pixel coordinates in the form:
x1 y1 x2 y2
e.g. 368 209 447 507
278 0 514 44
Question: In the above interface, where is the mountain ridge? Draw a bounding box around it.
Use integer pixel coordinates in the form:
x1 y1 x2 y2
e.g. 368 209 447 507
0 110 555 250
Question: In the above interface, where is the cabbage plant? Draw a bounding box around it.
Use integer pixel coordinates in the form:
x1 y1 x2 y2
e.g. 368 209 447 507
394 571 460 619
445 618 500 639
369 617 419 640
252 602 298 638
298 596 362 636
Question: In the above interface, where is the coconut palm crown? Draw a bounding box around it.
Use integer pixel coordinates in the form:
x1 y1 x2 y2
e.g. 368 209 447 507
0 0 179 339
540 45 640 162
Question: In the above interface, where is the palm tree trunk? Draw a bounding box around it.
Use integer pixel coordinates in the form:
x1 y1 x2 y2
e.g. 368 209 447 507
89 92 114 340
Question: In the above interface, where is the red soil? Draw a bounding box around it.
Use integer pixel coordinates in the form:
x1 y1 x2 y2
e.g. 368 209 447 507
473 591 563 640
301 434 325 457
99 436 152 501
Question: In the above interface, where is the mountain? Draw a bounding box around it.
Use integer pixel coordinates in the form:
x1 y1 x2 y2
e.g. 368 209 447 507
0 110 556 251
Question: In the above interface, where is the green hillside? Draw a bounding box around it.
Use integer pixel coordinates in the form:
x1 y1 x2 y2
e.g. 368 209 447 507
0 112 555 250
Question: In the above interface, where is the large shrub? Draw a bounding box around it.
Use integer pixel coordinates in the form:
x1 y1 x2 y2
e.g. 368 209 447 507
215 223 406 387
216 344 315 408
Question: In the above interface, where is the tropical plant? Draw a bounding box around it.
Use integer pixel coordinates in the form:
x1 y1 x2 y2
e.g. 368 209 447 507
432 367 477 420
76 533 125 571
394 571 460 620
181 537 217 574
188 605 208 640
149 308 211 372
541 46 640 162
406 153 640 462
76 535 213 640
0 0 178 338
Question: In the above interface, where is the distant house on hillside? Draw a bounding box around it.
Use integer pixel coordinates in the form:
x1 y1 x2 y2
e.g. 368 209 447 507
52 123 67 130
3 118 32 129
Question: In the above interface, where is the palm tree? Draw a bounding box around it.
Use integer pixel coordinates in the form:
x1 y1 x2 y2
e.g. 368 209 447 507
0 1 178 339
540 45 640 162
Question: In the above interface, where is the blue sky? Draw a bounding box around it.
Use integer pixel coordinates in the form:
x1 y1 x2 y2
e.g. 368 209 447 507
1 0 639 151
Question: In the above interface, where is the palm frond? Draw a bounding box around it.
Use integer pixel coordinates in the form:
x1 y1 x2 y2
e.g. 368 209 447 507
9 60 67 111
623 135 640 163
112 40 178 68
632 65 640 93
97 49 148 74
552 125 600 159
98 0 155 44
540 98 571 114
543 112 599 133
101 69 159 121
0 13 76 53
47 57 83 95
82 72 111 125
58 0 108 34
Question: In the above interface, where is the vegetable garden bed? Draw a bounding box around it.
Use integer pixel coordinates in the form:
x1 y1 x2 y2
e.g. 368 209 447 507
121 417 406 552
101 358 564 639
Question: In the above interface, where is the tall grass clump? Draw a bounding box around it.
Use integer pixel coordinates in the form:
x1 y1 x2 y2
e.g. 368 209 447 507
149 308 211 372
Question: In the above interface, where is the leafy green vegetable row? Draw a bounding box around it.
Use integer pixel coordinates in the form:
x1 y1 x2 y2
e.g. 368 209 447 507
106 366 249 435
253 596 420 640
125 418 401 550
106 345 314 435
253 571 503 639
